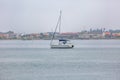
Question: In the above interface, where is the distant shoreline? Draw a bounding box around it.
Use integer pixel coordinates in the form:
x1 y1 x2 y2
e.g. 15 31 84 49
0 39 120 40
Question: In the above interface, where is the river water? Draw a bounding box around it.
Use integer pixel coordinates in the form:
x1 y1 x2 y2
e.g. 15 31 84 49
0 40 120 80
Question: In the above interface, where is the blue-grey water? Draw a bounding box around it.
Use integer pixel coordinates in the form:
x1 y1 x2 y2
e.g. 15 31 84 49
0 40 120 80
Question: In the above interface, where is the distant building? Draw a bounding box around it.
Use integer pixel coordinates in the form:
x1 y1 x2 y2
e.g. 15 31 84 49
103 31 112 39
79 32 90 39
112 33 120 39
78 29 104 39
60 32 79 39
0 33 9 39
0 31 17 39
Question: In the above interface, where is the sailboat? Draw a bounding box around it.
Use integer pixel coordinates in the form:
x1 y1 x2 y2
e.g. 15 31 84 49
50 11 74 49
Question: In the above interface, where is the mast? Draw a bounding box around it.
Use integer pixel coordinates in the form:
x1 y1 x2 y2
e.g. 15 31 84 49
59 10 62 34
50 10 62 45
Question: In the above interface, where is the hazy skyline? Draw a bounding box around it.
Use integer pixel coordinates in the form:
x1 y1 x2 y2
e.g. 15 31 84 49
0 0 120 33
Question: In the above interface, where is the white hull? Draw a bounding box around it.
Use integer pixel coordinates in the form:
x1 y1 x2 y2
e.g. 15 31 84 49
51 44 74 49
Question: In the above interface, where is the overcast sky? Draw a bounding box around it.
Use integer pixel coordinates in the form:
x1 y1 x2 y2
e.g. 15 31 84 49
0 0 120 33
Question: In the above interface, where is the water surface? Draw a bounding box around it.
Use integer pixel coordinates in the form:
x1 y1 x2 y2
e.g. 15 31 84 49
0 40 120 80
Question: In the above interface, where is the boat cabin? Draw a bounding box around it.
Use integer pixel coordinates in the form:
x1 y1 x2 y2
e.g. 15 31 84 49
59 39 71 45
